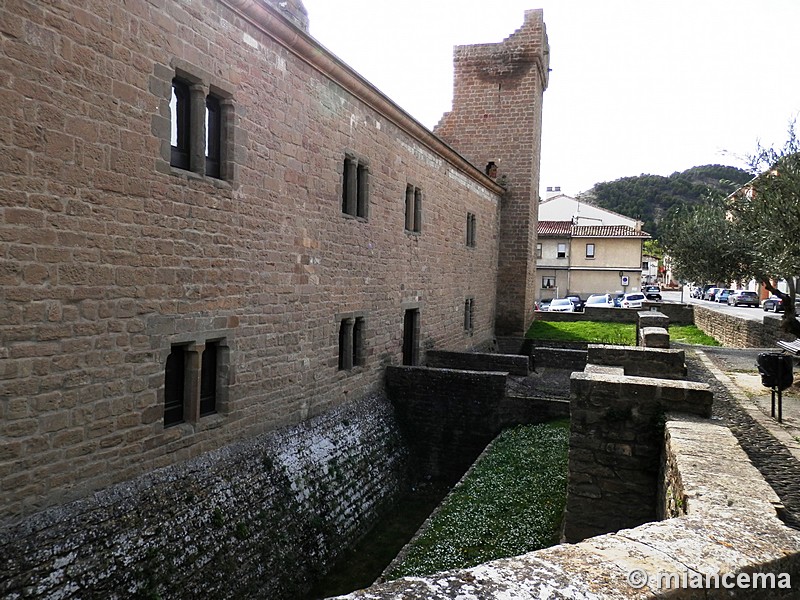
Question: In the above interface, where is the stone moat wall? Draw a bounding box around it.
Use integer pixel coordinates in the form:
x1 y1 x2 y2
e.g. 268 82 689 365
694 305 797 347
0 394 407 600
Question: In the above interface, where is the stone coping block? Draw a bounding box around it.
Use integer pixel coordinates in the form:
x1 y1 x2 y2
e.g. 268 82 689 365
534 346 588 369
425 350 530 376
640 326 669 348
638 310 670 329
587 344 686 379
329 414 800 599
584 364 625 375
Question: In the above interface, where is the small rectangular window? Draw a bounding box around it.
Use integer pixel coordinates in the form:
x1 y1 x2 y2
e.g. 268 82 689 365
557 243 567 259
200 341 219 416
170 79 191 170
542 276 556 289
404 185 422 233
585 243 595 259
338 317 365 371
536 243 542 259
466 213 476 247
164 344 187 426
343 156 369 218
205 95 222 179
464 298 474 334
642 261 649 270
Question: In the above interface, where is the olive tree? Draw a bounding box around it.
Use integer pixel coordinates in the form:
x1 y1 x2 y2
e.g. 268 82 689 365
663 121 800 336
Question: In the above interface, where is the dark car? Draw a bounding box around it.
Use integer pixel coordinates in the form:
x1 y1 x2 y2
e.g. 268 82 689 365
762 296 800 313
642 285 662 301
727 290 759 307
704 287 722 301
566 294 584 312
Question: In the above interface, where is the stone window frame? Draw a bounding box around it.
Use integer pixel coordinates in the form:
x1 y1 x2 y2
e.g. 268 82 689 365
342 152 370 219
401 301 422 367
162 333 232 429
464 297 475 335
404 183 422 233
337 312 367 371
585 243 596 259
153 60 238 185
466 212 477 247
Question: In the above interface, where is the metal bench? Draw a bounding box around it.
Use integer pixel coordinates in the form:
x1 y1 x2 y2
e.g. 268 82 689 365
777 339 800 356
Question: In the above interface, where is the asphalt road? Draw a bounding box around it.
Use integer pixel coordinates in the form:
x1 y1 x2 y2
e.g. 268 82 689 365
661 288 767 322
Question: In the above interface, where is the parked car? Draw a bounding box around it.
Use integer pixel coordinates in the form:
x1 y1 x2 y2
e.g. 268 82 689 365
620 292 646 309
612 291 625 308
703 287 722 301
548 298 575 312
566 294 584 312
535 299 552 312
642 285 662 301
728 290 760 307
586 293 614 307
716 289 734 303
762 296 800 313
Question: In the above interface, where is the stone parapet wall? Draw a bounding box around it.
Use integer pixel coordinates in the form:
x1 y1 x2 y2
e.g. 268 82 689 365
386 366 568 482
694 305 767 347
536 302 694 324
587 344 687 379
331 413 800 599
0 394 407 600
564 372 712 542
425 350 530 376
534 346 588 369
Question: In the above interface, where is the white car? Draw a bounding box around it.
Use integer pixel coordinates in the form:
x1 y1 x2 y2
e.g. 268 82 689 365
548 298 575 312
620 292 646 309
585 293 614 307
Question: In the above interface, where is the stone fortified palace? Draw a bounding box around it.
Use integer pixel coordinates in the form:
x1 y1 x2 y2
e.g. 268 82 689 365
1 0 549 596
5 1 800 598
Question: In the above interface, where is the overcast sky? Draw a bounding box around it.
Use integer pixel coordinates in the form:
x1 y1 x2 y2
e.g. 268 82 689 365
301 0 800 196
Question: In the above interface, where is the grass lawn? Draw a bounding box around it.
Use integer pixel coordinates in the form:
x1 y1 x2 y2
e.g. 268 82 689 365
668 324 721 346
386 421 569 580
525 320 636 345
525 320 720 346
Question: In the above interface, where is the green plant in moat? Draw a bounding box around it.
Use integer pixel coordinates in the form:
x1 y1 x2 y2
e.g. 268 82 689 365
386 420 569 580
668 325 720 346
526 320 636 345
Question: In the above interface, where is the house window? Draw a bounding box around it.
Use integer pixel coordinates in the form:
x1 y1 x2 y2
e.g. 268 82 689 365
557 243 567 258
464 298 475 334
536 243 542 259
343 156 369 218
169 74 231 180
338 316 365 371
466 213 477 247
642 261 649 270
405 185 422 232
542 276 556 289
586 243 595 259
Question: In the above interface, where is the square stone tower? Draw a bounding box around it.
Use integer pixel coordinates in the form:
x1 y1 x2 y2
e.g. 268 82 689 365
436 10 549 335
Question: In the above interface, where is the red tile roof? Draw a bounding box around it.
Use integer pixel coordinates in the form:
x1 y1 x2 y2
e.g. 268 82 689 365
536 221 650 239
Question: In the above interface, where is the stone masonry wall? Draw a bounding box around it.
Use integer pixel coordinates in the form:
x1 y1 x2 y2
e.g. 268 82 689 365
435 10 549 336
694 305 798 347
0 393 407 600
425 350 530 376
564 371 712 543
0 0 505 522
386 366 568 483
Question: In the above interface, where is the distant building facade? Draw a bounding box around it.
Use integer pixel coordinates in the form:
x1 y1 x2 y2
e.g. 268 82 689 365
537 221 650 299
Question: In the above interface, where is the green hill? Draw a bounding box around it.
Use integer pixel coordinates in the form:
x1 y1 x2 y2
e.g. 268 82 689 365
577 165 752 239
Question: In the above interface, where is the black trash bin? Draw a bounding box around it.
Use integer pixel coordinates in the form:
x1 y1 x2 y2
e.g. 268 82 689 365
757 352 794 391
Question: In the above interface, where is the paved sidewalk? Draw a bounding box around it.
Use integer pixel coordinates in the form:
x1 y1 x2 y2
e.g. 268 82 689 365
685 346 800 528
